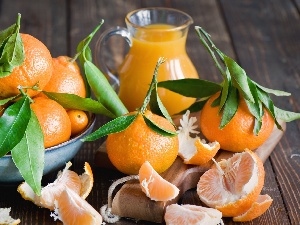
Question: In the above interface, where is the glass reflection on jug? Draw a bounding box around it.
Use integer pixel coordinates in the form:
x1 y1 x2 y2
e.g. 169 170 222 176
96 7 199 115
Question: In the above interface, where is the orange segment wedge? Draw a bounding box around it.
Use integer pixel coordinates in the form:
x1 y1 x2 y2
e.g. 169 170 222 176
197 150 265 217
164 204 223 225
178 110 220 165
233 194 273 222
138 161 179 202
0 208 21 225
51 188 102 225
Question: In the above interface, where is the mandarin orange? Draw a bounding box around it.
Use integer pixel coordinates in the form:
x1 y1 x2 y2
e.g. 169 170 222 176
67 109 89 136
43 56 86 98
0 33 53 98
199 92 274 152
106 110 178 175
30 96 71 148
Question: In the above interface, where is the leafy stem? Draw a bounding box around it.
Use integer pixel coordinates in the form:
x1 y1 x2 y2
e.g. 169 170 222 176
158 26 300 134
82 57 177 142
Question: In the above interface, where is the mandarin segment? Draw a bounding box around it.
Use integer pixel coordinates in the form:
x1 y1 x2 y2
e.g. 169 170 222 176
106 110 178 175
51 188 102 225
30 96 71 148
164 204 223 225
233 194 273 222
0 33 53 98
197 150 265 217
138 161 179 202
43 56 86 98
199 92 275 152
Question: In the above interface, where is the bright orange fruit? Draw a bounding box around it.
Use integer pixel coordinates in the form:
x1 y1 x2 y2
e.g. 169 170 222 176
197 150 265 217
30 96 71 148
139 161 179 201
106 110 178 175
0 33 53 98
43 56 86 98
199 92 274 152
67 109 89 136
164 204 223 225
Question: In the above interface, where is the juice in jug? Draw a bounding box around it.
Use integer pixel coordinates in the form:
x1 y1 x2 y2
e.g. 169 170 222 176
118 24 199 116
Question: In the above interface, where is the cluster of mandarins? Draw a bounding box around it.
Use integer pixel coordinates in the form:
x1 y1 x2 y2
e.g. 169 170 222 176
0 33 89 148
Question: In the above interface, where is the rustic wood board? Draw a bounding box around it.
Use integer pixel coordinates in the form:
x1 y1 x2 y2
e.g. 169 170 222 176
94 121 286 223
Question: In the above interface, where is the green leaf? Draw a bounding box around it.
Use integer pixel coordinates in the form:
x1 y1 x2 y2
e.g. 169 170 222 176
82 114 136 142
142 115 177 137
157 79 221 98
220 88 238 129
219 68 231 112
253 81 291 96
257 88 282 130
245 78 262 121
11 111 44 195
84 60 128 117
0 13 24 78
224 55 255 103
149 86 174 126
0 96 31 157
0 95 18 106
178 99 208 114
43 91 115 118
274 106 300 122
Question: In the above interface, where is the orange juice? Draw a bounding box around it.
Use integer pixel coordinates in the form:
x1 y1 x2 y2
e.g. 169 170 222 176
118 24 199 115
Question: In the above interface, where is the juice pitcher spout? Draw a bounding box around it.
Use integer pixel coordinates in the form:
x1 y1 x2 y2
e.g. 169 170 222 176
95 26 131 91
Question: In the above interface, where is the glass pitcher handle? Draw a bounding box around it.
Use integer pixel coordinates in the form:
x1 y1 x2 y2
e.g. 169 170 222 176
95 26 131 91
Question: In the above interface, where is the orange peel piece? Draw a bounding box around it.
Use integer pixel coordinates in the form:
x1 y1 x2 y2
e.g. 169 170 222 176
0 208 21 225
233 194 273 222
178 110 220 165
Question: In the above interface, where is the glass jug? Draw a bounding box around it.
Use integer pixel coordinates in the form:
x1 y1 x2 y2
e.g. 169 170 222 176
96 7 199 115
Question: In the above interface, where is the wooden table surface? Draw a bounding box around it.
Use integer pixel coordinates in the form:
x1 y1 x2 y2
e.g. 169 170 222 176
0 0 300 224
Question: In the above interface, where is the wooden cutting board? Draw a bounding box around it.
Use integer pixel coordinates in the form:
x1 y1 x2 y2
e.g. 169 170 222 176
94 120 286 223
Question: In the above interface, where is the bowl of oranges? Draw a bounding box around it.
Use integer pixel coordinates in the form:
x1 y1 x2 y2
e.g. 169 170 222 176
0 111 96 183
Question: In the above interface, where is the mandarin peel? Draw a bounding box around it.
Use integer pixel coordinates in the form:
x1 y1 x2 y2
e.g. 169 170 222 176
178 110 220 165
